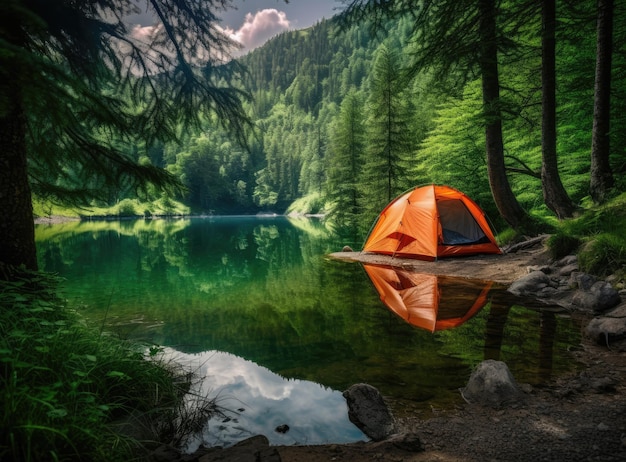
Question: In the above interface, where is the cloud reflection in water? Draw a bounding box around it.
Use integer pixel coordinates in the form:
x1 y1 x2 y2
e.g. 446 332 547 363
164 349 367 451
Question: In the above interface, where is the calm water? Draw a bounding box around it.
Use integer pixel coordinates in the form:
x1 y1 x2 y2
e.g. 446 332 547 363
36 216 581 447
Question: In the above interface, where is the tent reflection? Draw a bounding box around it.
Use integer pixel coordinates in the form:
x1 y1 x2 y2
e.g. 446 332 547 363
363 263 494 332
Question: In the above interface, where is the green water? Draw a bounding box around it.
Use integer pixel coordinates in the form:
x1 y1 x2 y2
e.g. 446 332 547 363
36 216 581 446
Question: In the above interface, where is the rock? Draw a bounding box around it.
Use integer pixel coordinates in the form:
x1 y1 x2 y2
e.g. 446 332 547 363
508 270 551 296
558 263 579 277
585 303 626 345
570 272 597 291
461 360 525 408
370 432 424 452
196 435 281 462
572 281 621 314
388 432 424 452
555 255 578 267
342 245 354 252
343 383 396 441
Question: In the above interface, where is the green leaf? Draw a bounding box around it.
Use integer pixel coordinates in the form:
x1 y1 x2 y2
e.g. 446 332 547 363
47 408 68 419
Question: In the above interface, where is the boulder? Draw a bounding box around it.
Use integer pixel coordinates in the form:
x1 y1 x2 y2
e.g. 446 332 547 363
461 360 525 408
507 270 551 297
195 435 281 462
571 281 621 314
343 383 396 441
569 272 598 291
585 302 626 345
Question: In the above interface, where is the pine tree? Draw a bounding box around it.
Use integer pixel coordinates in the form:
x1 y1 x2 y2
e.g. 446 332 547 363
362 43 415 221
0 0 252 272
327 90 365 229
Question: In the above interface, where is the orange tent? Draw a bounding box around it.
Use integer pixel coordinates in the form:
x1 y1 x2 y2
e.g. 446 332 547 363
363 264 493 332
363 185 501 261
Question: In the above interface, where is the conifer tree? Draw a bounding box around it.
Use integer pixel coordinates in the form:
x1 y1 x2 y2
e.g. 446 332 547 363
590 0 615 203
0 0 252 273
362 43 414 220
327 90 365 228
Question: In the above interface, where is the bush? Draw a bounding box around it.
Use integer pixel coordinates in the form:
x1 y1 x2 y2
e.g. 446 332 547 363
0 271 196 461
116 199 138 217
578 234 626 277
547 233 581 260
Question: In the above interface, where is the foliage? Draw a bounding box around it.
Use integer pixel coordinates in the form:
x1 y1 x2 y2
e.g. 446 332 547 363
286 192 328 216
1 0 252 205
0 270 214 461
548 193 626 275
18 2 626 236
578 234 626 277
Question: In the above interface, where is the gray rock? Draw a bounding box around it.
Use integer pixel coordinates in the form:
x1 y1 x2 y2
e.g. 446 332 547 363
461 360 525 408
196 435 281 462
585 303 626 345
572 281 621 313
343 383 396 441
370 432 424 452
508 271 551 296
558 263 579 277
555 255 578 267
569 272 597 291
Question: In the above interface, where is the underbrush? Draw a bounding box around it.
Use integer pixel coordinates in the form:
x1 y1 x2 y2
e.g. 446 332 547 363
0 270 211 461
548 193 626 278
33 196 190 219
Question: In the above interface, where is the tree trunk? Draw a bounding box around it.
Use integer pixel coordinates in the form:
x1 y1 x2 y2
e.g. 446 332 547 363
541 0 576 218
590 0 614 203
478 0 530 231
0 91 38 273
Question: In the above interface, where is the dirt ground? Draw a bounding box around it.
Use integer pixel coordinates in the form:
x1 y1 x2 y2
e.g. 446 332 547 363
274 244 626 461
327 241 553 285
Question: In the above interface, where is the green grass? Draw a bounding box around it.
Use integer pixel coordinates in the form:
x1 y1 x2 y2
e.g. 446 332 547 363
0 270 210 461
548 193 626 278
286 192 329 215
33 196 190 219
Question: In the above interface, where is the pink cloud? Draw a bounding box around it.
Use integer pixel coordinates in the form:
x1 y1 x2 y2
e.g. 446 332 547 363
227 9 291 53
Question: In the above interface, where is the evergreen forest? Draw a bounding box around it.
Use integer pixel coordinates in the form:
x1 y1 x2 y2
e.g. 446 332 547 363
43 1 623 245
2 2 626 460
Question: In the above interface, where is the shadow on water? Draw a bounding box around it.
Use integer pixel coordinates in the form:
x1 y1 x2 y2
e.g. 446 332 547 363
35 217 583 446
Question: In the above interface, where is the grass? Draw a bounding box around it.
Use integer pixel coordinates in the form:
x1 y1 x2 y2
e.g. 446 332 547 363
0 269 214 461
547 192 626 278
33 196 190 219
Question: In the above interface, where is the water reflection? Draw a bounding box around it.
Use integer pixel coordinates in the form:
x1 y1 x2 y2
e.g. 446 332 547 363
363 264 495 332
363 263 572 384
35 218 582 435
163 349 367 450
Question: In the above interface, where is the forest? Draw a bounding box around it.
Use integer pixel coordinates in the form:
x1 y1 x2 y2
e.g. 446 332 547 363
0 1 613 253
1 2 625 460
71 1 625 242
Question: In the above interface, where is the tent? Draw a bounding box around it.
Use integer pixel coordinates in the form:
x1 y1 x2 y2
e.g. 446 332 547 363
363 263 493 332
363 184 501 261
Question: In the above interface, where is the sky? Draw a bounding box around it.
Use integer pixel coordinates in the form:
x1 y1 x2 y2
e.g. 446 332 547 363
127 0 340 56
220 0 338 53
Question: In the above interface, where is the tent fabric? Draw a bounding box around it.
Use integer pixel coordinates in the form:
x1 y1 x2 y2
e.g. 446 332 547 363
363 185 501 261
363 264 493 332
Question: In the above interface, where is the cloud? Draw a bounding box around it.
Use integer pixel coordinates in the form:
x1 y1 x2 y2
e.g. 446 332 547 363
130 24 159 41
226 9 291 53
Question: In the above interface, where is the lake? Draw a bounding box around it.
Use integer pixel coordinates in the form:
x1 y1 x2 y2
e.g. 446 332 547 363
35 216 581 448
